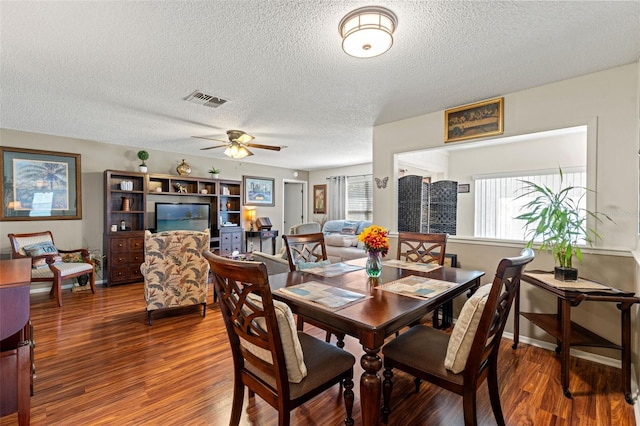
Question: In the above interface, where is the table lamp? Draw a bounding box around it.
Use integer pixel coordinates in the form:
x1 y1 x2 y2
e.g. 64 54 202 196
247 209 256 231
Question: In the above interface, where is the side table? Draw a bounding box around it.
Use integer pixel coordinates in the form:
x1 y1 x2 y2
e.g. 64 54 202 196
245 229 278 254
513 270 639 404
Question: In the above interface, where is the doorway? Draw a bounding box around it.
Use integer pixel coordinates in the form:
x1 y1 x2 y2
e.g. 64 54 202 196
283 181 306 234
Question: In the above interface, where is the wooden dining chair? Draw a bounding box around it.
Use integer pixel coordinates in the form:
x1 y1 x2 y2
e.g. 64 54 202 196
382 248 534 426
204 251 355 426
282 233 346 347
397 232 449 327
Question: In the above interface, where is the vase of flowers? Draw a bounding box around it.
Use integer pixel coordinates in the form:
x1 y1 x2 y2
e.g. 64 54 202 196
358 225 389 278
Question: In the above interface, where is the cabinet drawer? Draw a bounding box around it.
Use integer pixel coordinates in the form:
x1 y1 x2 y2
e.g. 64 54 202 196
110 266 130 283
110 254 129 266
232 232 241 242
110 238 130 253
129 238 144 251
129 251 144 264
221 233 232 243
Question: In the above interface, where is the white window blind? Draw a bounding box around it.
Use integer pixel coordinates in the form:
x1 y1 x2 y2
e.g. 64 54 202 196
347 175 373 221
474 169 586 241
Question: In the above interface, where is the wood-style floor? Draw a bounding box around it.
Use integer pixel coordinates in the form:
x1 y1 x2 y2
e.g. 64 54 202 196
1 282 635 425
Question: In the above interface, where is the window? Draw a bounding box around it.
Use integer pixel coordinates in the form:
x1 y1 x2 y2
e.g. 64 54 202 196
347 175 372 221
474 169 586 241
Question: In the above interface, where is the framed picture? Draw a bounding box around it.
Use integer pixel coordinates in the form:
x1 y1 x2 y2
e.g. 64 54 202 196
243 176 275 206
313 184 327 214
1 147 82 221
444 97 504 143
457 183 470 193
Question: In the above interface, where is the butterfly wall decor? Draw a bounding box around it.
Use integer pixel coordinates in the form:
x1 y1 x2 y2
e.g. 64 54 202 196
375 177 389 189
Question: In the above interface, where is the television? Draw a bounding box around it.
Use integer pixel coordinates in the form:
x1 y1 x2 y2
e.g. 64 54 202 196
154 202 211 232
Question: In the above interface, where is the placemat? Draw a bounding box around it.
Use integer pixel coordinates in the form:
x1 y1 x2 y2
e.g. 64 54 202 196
278 281 370 311
376 275 453 300
524 271 612 291
301 262 364 278
382 259 442 273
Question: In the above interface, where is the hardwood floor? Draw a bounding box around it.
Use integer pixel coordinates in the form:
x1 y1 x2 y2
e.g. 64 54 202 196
1 282 635 425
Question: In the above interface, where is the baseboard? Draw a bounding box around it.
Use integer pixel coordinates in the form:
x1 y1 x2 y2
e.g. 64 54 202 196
29 279 107 294
503 331 638 416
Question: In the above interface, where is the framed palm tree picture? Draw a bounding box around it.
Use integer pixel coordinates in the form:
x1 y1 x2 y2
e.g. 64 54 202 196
1 147 82 221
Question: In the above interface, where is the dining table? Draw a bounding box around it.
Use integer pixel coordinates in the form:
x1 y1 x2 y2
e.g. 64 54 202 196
269 258 485 425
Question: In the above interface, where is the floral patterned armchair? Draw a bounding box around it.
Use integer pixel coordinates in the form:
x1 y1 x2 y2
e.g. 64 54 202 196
140 229 210 325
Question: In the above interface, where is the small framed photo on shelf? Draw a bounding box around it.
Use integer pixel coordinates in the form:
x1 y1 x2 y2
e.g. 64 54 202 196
444 97 504 143
243 176 275 206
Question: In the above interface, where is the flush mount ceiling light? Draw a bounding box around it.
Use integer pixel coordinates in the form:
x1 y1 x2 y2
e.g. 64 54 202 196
339 6 398 58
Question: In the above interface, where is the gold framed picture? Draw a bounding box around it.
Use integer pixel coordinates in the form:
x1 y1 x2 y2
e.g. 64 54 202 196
313 184 326 214
444 97 504 143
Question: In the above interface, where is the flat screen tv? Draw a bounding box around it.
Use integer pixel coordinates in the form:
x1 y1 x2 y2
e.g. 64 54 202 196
155 202 211 232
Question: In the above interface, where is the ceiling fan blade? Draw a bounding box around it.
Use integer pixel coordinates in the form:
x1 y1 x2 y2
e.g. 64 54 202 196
192 135 227 143
236 133 255 143
246 143 281 151
200 144 228 151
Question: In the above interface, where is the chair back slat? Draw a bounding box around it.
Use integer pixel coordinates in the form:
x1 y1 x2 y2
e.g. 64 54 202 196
282 233 328 271
397 232 448 265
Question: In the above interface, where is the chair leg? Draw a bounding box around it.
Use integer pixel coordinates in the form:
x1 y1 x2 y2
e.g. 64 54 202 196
413 377 422 393
343 373 354 426
296 315 304 331
202 302 207 318
382 366 394 423
488 362 506 425
53 273 63 307
325 330 332 343
229 379 245 426
147 310 153 326
89 270 96 294
462 389 478 426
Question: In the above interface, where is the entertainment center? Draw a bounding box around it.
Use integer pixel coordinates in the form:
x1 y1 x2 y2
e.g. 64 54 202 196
104 170 243 286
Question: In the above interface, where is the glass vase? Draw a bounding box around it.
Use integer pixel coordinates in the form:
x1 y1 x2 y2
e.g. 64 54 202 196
366 250 383 278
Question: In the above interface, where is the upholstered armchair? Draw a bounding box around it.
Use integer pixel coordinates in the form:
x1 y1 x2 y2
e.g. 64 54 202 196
8 231 96 307
140 229 210 325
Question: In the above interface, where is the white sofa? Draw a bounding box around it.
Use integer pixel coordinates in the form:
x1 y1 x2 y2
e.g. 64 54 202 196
251 220 372 275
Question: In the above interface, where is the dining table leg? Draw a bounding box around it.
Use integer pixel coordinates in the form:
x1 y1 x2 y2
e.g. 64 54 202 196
360 345 382 425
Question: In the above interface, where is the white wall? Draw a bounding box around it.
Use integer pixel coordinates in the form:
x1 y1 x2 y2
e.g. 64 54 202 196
374 63 639 365
0 129 307 263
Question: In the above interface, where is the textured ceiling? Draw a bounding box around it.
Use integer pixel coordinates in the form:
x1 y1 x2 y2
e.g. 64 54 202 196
1 1 639 170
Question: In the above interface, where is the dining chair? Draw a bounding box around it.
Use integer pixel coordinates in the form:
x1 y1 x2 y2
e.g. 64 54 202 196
204 251 355 426
397 232 449 328
8 231 96 307
382 248 535 426
282 233 346 347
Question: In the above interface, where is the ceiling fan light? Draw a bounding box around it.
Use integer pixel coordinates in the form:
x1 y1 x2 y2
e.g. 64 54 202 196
224 144 252 159
339 6 397 58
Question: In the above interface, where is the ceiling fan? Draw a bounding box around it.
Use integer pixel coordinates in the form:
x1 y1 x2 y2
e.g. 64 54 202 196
192 130 281 159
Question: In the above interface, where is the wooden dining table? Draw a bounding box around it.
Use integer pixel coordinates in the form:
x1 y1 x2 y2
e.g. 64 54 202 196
269 258 485 425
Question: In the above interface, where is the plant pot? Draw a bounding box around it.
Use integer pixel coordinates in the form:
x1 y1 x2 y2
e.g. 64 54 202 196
139 165 148 173
554 266 578 281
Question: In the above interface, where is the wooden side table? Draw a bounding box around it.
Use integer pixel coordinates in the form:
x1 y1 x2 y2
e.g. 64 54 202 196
0 258 32 425
513 270 639 404
245 229 278 254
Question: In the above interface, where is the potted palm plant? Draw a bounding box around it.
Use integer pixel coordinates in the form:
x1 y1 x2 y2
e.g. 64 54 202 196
208 166 220 179
516 168 612 281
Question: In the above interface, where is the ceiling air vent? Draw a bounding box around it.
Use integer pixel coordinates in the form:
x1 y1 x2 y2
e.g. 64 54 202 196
184 90 228 108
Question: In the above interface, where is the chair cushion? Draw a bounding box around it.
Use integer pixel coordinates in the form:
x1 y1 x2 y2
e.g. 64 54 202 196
444 284 492 373
297 259 331 270
31 261 93 278
244 293 307 383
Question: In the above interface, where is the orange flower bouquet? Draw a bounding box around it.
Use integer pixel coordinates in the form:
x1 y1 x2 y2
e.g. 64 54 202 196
358 225 389 277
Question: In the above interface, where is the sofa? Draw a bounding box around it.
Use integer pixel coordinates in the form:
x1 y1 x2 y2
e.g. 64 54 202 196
251 220 371 275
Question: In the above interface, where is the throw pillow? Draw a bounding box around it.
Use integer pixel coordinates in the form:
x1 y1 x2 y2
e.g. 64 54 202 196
23 242 62 268
244 293 307 383
325 234 352 247
297 259 331 270
444 284 493 374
